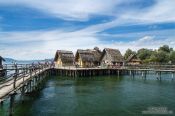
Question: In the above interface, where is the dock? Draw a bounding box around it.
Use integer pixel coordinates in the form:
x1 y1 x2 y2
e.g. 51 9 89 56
0 63 175 115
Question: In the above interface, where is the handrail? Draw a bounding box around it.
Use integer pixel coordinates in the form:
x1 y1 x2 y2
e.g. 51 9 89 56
0 63 53 90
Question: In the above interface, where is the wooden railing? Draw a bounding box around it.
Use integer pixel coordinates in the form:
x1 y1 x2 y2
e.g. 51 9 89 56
0 63 53 88
124 64 175 70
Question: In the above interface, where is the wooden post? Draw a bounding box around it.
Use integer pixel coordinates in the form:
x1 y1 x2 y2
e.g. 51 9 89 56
0 100 3 106
144 71 147 79
131 70 134 78
172 72 174 81
141 71 144 78
130 70 132 76
21 86 25 103
156 71 161 81
159 72 162 81
9 94 15 116
30 68 32 78
13 64 18 89
108 69 110 76
22 68 25 84
156 72 159 80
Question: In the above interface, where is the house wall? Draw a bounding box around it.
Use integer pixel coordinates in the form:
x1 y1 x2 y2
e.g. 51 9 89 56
101 53 112 67
127 61 141 65
77 55 83 67
101 53 124 67
62 62 74 67
127 59 141 65
82 61 94 68
94 61 100 67
76 56 93 68
55 58 62 67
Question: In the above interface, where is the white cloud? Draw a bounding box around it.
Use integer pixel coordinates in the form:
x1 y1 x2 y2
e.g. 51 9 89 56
119 0 175 24
0 29 101 60
0 28 175 60
0 0 175 60
1 0 174 23
0 0 175 23
110 36 175 54
0 0 124 21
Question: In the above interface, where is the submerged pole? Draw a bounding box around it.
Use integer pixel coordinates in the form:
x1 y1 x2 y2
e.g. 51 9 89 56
172 72 174 81
141 71 144 78
9 94 15 116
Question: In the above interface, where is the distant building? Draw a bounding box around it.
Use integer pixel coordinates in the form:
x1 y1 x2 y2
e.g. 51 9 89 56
75 49 94 68
126 54 141 65
100 48 124 67
0 56 5 69
54 50 74 67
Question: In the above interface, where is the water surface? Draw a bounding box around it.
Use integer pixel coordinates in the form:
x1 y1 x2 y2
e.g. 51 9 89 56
0 75 175 116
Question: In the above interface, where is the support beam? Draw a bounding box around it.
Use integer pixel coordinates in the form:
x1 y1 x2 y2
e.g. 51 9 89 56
9 93 15 116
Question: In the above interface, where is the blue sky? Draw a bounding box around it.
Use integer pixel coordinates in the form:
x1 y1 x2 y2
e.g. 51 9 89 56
0 0 175 60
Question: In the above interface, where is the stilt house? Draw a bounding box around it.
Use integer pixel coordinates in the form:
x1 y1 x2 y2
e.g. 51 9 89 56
75 49 94 68
54 50 74 67
75 47 102 68
100 48 124 67
126 54 141 65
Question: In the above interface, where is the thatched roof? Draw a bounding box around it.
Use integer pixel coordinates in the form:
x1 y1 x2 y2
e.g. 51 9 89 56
101 48 124 62
54 50 74 63
127 54 141 62
75 49 95 62
91 50 102 62
0 56 5 61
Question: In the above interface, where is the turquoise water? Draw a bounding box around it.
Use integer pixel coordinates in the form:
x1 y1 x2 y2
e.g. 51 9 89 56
0 74 175 116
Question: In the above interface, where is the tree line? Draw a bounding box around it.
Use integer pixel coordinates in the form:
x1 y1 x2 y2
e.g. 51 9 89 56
124 45 175 64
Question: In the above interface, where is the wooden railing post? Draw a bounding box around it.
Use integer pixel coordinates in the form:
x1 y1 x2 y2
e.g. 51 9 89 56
13 63 18 89
30 68 32 78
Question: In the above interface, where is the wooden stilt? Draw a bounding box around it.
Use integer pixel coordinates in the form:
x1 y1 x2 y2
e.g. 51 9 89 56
9 94 15 116
172 73 174 81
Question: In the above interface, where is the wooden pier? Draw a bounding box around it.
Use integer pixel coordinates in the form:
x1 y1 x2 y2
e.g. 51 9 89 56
0 63 53 116
53 67 123 77
52 66 175 81
0 63 175 115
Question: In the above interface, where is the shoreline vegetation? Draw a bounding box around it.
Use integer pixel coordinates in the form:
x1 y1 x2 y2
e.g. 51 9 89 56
124 45 175 64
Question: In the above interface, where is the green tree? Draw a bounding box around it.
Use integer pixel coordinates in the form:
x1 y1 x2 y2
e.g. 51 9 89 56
158 45 173 53
124 49 136 60
156 51 169 63
170 51 175 64
150 50 158 63
137 48 152 60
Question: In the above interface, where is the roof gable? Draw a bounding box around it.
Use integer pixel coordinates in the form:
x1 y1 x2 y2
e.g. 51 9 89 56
76 49 94 62
54 50 74 63
101 48 124 62
127 54 141 62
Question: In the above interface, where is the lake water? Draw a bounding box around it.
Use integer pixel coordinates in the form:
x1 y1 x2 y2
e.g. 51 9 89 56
0 74 175 116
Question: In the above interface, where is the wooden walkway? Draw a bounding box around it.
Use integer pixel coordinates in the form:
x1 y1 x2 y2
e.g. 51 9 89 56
0 68 48 100
0 64 51 101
